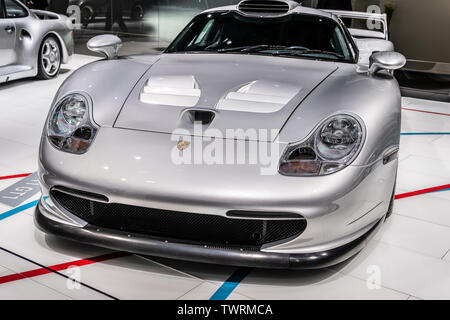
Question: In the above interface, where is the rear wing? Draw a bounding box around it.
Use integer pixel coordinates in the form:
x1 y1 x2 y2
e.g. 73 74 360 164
324 10 388 40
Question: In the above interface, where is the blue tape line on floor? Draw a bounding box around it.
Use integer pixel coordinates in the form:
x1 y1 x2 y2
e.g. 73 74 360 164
401 132 450 135
0 200 38 221
210 267 252 300
430 188 450 194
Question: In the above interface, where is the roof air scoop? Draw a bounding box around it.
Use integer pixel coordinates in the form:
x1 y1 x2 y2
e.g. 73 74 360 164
237 0 296 15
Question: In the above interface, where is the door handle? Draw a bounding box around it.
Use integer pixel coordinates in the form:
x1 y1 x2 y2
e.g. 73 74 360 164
4 26 15 33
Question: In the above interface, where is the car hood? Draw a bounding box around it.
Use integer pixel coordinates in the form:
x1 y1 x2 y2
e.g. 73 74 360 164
115 53 338 142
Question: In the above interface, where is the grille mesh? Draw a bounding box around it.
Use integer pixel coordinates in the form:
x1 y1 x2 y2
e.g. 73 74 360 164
51 189 306 248
238 0 291 14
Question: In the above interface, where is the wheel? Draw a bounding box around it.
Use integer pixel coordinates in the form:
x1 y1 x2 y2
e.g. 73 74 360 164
131 2 145 21
81 4 95 27
37 36 61 80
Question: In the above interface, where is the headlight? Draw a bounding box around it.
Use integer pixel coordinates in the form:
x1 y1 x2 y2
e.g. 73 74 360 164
47 93 97 154
279 114 364 176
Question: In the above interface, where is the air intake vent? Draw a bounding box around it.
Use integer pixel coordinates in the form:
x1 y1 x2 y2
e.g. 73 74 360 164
50 189 307 248
238 0 292 14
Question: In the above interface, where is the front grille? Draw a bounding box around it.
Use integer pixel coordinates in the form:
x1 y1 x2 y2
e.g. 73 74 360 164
51 188 306 249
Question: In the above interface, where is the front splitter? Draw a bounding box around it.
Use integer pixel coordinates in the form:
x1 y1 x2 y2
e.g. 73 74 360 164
35 204 383 269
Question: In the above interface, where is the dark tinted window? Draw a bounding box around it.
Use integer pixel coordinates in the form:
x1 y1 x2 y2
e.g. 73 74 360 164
166 11 352 62
5 0 28 18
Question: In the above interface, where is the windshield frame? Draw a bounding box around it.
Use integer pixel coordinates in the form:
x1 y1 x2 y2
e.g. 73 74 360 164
165 10 358 64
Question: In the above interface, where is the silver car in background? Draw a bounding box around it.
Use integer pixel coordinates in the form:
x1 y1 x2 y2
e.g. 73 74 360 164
0 0 74 83
35 0 406 269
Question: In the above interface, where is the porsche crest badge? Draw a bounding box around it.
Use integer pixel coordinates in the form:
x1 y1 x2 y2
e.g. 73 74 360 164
177 140 190 151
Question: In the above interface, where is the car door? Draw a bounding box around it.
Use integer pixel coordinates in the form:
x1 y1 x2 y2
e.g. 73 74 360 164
0 0 17 67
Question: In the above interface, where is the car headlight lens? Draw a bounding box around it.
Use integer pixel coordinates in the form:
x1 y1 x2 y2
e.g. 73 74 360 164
47 93 97 154
316 116 362 161
279 114 364 176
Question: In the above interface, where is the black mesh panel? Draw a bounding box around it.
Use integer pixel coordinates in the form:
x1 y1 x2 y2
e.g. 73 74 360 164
51 189 306 248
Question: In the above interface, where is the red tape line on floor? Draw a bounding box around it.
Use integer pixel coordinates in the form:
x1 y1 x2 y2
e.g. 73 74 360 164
395 184 450 200
0 173 32 181
402 107 450 117
0 251 130 285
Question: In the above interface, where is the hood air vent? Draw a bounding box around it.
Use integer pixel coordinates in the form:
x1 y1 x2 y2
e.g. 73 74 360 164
238 0 293 14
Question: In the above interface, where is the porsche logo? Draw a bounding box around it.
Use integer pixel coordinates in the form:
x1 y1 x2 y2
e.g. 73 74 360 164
177 140 190 151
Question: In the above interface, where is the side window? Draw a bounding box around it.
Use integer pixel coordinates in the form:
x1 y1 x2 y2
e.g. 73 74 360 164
4 0 28 18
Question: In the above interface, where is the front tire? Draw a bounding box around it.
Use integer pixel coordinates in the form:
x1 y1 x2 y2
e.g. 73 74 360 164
37 36 61 80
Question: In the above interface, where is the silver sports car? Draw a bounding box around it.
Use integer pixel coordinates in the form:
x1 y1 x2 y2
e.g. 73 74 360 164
0 0 73 83
35 0 406 269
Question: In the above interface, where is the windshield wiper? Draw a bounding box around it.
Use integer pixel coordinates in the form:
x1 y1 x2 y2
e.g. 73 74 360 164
217 45 290 53
217 46 345 59
272 49 345 60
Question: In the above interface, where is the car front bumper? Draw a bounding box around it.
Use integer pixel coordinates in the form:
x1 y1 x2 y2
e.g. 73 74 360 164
35 201 384 269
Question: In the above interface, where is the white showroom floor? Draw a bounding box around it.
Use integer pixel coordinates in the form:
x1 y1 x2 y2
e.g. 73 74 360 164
0 55 449 300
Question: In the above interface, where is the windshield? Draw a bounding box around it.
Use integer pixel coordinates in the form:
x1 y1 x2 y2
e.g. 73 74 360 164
166 11 354 63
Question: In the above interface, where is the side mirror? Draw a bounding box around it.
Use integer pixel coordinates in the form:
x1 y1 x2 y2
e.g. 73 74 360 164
87 35 122 60
369 51 406 75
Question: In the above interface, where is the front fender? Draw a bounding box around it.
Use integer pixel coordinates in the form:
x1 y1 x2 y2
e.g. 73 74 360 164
279 63 401 167
51 57 156 127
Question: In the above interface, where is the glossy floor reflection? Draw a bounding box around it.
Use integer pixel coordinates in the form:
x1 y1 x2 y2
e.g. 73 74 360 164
0 55 449 300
